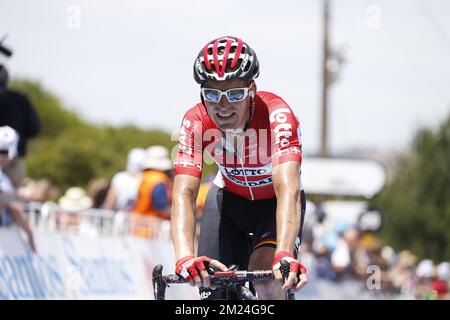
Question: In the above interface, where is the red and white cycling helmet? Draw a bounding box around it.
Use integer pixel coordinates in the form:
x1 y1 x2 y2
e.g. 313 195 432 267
193 36 259 84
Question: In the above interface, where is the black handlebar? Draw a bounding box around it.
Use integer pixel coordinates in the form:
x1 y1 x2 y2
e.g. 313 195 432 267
152 263 300 301
152 264 277 300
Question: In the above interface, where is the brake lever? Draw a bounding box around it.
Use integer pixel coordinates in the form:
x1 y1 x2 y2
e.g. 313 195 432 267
203 261 215 275
280 260 296 300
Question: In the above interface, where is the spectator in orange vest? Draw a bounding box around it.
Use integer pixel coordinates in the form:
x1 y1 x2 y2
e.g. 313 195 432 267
133 145 173 220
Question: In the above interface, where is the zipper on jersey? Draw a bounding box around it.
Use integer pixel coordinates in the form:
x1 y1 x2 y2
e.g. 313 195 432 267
236 146 255 201
224 131 255 201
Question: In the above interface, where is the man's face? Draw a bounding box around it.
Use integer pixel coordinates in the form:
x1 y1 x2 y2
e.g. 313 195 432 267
203 79 254 131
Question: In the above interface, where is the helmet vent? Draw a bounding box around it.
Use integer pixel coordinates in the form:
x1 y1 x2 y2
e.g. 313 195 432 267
243 61 251 72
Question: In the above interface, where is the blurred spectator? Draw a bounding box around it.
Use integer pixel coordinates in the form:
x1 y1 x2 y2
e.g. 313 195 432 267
133 145 173 220
353 233 387 281
331 225 359 279
416 259 434 279
433 262 450 299
437 262 450 283
58 186 99 236
103 148 146 211
58 187 93 211
17 178 59 202
0 125 36 252
386 250 417 295
88 178 110 209
315 244 334 280
311 219 334 254
415 259 436 299
381 246 397 267
0 65 41 188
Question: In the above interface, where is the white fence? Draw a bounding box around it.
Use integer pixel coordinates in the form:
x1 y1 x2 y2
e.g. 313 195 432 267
0 204 199 300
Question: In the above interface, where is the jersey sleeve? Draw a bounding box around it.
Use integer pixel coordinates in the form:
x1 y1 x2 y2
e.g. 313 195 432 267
173 106 204 178
267 95 302 167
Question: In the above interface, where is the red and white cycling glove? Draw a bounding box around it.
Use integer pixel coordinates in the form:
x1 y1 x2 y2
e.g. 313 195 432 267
272 251 308 276
175 256 212 281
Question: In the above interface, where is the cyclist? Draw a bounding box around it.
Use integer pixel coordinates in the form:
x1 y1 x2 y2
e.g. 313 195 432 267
171 36 308 300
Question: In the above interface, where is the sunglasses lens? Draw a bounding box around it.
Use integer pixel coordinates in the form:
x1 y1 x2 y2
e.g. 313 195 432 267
227 89 246 102
203 89 221 102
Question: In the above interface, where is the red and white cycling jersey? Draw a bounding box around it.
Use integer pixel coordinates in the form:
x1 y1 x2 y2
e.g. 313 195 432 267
174 91 303 200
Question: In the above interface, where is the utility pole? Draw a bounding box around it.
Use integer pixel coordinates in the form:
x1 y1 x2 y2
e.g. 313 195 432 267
320 0 330 157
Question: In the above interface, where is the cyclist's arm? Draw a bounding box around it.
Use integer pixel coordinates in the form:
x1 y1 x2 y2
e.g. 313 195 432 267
272 160 301 255
172 106 205 259
272 160 308 291
171 174 200 260
171 105 228 286
268 97 307 291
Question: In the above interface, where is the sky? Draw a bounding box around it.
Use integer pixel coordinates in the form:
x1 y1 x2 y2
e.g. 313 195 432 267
1 0 449 155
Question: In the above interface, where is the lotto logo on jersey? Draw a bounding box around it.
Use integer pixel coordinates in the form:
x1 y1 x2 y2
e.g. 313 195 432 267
269 108 293 148
219 163 272 177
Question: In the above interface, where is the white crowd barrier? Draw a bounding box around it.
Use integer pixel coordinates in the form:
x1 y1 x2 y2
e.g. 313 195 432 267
1 203 415 300
0 226 199 300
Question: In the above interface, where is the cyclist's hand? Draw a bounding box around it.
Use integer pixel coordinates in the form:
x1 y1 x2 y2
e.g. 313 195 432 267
272 251 308 291
175 256 228 289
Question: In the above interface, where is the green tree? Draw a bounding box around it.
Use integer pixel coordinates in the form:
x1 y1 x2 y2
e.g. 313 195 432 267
372 113 450 261
10 80 175 192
